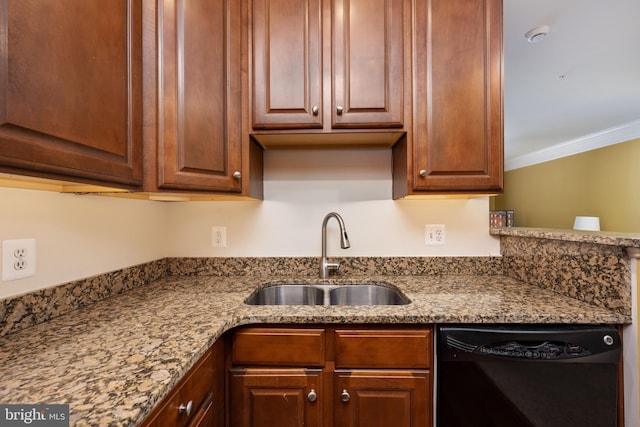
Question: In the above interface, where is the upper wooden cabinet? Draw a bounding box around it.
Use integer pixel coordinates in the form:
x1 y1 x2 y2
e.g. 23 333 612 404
332 0 405 129
0 0 143 188
251 0 408 135
251 0 323 130
393 0 503 197
0 0 263 198
145 0 263 197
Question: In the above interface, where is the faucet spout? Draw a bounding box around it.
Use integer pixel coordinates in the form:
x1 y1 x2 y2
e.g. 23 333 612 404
320 212 350 279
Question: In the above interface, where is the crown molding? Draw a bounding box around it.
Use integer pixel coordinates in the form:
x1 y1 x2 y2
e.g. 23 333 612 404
505 119 640 171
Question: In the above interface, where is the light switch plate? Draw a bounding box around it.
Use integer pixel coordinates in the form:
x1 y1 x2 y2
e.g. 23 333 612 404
212 227 227 248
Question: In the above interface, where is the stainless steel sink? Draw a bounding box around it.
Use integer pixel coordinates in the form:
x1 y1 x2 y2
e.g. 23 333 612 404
245 285 325 306
329 284 410 306
245 283 410 306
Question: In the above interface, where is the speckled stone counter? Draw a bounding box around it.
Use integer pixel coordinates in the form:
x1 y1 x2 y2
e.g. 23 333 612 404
0 272 629 426
490 226 640 247
491 227 638 316
1 230 637 427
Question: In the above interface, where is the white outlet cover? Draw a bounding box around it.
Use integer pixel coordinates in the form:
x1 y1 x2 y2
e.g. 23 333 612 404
2 239 36 281
425 224 446 245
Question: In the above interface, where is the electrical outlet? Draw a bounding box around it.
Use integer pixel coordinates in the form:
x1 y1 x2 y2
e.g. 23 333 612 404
2 239 36 281
212 226 227 248
425 224 445 245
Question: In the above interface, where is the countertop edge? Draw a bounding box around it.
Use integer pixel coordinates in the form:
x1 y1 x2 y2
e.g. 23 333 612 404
490 226 640 248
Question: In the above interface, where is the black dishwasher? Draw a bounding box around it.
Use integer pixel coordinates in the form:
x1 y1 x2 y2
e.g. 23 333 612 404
437 325 621 427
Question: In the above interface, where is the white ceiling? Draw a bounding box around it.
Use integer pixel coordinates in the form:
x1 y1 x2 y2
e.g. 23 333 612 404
503 0 640 168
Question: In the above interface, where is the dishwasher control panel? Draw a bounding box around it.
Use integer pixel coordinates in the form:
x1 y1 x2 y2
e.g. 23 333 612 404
478 340 588 359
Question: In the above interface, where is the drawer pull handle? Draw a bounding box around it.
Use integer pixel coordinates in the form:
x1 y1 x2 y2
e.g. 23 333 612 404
308 389 318 402
178 400 193 416
312 105 319 115
336 106 344 115
419 169 427 177
340 389 350 402
233 171 241 179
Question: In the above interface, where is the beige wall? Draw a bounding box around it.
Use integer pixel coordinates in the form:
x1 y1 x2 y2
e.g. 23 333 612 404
493 138 640 232
0 150 500 299
0 186 169 298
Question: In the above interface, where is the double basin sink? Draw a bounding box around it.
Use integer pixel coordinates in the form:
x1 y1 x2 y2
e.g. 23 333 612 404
245 282 410 306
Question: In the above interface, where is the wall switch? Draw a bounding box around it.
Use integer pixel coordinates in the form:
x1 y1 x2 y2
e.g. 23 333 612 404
425 224 445 245
2 239 36 281
212 227 227 248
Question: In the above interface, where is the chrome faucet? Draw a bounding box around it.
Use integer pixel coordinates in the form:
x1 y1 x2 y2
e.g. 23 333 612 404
320 212 350 278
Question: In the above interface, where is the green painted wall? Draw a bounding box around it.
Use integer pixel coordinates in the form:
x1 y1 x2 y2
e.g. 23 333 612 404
492 138 640 232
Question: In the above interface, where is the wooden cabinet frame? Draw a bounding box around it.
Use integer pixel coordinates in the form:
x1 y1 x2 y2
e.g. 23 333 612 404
229 324 434 427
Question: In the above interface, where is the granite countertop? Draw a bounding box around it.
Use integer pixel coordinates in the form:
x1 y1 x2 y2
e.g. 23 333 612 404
490 226 640 248
0 273 628 426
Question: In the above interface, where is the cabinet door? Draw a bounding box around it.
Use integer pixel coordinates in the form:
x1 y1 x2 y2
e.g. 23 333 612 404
251 0 323 129
0 0 142 187
142 339 224 427
230 368 323 427
332 0 405 128
187 393 215 427
411 0 503 193
157 0 242 191
334 370 431 427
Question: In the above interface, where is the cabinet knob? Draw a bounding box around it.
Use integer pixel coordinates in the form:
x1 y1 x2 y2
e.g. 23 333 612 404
419 169 427 177
312 105 319 115
233 171 241 179
340 389 350 402
178 400 193 416
308 389 318 402
336 106 344 115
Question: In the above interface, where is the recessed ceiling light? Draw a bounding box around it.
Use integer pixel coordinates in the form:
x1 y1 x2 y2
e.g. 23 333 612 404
525 25 550 43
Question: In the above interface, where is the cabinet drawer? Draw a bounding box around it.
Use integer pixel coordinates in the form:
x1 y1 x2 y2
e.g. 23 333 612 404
232 327 325 367
143 349 215 427
334 328 432 369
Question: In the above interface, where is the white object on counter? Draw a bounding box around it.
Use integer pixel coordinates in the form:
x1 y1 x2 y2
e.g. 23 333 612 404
573 216 600 231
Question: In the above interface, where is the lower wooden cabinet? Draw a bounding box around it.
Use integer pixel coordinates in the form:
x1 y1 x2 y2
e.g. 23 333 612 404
229 325 433 427
334 370 431 427
141 339 225 427
230 368 323 427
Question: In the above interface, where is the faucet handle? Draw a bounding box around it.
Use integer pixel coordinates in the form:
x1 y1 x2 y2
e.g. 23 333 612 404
326 262 340 272
320 260 340 279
